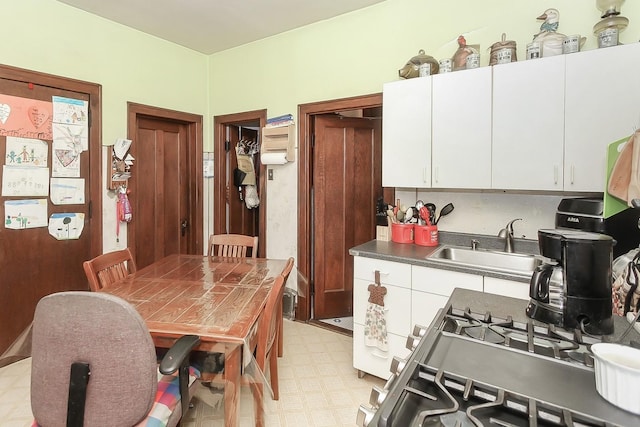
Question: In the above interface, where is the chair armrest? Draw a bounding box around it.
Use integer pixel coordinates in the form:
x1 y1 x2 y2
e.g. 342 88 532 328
159 334 200 375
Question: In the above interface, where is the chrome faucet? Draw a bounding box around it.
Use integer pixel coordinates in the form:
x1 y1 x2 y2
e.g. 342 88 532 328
498 218 522 253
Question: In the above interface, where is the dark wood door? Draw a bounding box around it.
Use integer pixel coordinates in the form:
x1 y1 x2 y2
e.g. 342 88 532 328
128 107 202 270
213 110 267 258
313 115 382 319
226 125 259 236
0 66 101 355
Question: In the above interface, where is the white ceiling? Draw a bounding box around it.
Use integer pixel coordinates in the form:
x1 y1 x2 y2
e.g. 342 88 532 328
57 0 386 55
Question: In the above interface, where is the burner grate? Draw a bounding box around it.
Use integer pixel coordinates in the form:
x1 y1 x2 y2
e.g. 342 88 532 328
443 307 598 367
400 364 610 427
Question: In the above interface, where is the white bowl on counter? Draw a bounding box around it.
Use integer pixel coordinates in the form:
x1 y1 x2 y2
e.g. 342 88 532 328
591 342 640 414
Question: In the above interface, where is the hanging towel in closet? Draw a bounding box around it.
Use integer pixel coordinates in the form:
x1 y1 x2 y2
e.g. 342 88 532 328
364 276 388 351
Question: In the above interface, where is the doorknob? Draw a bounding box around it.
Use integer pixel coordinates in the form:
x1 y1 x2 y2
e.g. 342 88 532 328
181 219 188 236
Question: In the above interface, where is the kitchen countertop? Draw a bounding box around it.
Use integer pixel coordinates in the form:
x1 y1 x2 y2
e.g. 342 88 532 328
349 232 541 283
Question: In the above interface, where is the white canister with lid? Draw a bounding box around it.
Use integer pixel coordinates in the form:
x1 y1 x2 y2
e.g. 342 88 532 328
562 35 581 54
438 58 452 73
526 42 541 59
465 53 480 69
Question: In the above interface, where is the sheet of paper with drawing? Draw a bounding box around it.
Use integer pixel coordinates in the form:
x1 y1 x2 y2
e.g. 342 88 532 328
5 137 48 167
48 212 85 240
50 178 85 205
1 166 49 197
4 199 48 229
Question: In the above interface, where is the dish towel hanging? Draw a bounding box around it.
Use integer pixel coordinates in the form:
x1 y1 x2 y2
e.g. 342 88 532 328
364 270 388 351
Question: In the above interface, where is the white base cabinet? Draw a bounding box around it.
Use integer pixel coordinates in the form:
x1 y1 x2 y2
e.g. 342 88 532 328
353 255 530 379
411 266 483 328
484 276 530 300
353 257 412 380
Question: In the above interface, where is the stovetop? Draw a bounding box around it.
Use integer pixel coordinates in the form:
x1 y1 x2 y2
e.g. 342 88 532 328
361 292 640 427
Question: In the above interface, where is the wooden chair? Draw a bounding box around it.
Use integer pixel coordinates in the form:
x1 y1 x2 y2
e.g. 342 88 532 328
82 248 137 292
253 274 286 423
195 274 285 426
207 234 258 258
277 257 295 357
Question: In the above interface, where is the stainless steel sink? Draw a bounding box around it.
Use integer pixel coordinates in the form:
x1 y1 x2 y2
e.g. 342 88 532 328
427 245 543 275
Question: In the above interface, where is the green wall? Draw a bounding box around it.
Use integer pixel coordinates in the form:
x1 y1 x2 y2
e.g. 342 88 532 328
209 0 640 122
1 0 209 252
208 0 640 257
2 0 639 257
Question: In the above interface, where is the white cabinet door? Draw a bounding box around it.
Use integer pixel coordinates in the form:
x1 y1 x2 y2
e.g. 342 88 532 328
484 276 530 300
431 67 492 189
353 256 411 288
411 290 449 330
353 278 411 336
565 43 640 192
353 324 411 380
411 266 483 328
492 55 565 190
382 78 432 188
412 266 483 295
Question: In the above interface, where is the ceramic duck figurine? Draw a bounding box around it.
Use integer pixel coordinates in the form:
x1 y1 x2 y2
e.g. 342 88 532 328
533 8 565 57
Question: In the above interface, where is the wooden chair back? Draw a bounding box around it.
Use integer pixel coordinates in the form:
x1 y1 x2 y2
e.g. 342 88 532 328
83 248 137 292
207 234 258 258
277 257 295 357
255 274 286 400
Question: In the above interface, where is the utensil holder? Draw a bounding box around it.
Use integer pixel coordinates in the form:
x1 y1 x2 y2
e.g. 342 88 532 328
391 223 414 244
415 225 439 246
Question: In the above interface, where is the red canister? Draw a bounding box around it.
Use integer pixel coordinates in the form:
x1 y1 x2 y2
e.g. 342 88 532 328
391 223 414 244
414 224 439 246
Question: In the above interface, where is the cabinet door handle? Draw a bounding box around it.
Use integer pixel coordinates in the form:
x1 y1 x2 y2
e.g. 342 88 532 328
371 351 389 359
423 168 428 184
553 165 558 185
434 166 439 183
571 165 575 185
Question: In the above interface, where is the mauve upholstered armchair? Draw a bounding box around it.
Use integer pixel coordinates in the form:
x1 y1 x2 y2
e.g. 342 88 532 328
30 291 200 427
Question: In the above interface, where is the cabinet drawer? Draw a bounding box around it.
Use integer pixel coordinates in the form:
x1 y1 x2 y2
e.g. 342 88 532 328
411 291 449 330
353 323 411 380
354 256 411 288
412 266 483 295
484 276 530 300
353 278 411 336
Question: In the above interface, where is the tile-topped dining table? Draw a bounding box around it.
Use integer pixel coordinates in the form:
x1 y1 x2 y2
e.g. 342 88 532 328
99 253 288 427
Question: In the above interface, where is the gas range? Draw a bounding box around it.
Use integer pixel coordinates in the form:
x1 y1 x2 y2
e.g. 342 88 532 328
357 291 640 427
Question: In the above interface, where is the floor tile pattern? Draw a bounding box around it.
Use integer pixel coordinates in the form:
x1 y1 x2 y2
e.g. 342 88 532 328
0 319 384 427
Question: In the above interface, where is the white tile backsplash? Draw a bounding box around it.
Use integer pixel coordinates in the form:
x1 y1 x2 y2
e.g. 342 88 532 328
394 189 594 240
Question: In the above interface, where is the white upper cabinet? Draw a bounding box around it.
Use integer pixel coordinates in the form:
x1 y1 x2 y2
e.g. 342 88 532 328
382 78 432 188
431 67 492 188
492 55 566 190
564 43 640 192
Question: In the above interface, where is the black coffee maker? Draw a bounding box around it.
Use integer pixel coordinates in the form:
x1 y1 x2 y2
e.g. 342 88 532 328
526 229 614 335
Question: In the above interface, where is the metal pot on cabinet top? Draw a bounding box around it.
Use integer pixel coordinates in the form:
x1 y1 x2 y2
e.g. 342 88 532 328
398 50 440 79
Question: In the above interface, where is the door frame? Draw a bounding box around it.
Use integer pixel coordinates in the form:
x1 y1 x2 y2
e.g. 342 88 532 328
296 93 383 321
127 102 204 257
213 109 267 258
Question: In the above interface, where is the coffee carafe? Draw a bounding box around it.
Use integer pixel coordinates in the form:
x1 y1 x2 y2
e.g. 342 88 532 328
526 229 614 335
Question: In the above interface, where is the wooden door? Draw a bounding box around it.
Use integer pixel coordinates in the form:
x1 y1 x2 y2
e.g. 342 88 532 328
127 104 203 270
226 125 259 236
313 115 382 319
213 110 267 258
0 65 101 355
